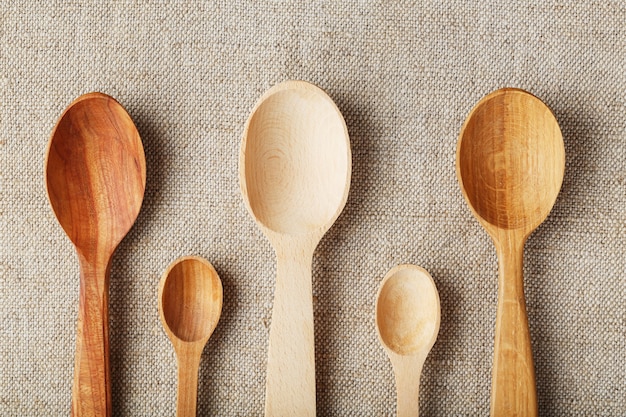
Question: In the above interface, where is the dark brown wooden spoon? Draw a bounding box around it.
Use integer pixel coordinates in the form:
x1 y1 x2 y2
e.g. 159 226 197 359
45 92 146 416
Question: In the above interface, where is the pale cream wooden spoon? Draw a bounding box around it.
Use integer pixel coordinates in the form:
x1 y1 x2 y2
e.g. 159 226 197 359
239 80 351 416
376 265 440 417
457 88 565 416
158 256 223 417
45 92 146 417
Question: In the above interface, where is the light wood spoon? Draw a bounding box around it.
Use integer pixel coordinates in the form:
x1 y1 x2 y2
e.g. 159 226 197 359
158 256 223 417
375 265 440 417
457 88 565 416
239 80 351 416
45 92 146 416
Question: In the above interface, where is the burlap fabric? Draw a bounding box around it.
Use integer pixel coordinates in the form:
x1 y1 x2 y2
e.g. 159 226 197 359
0 1 624 415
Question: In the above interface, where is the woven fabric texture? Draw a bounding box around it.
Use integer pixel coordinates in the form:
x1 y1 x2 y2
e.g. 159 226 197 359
1 1 625 415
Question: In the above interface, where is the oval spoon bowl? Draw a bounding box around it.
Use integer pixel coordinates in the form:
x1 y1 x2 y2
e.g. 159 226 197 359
240 80 351 237
46 92 146 253
376 265 440 356
457 88 565 234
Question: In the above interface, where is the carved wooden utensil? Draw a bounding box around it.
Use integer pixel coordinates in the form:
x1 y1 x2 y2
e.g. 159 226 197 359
375 265 440 417
158 256 223 417
457 88 565 416
45 93 146 416
239 80 351 416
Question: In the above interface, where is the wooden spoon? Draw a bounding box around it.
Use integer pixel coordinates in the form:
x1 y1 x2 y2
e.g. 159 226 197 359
456 88 565 416
45 92 146 416
375 265 440 417
158 256 223 417
239 80 351 416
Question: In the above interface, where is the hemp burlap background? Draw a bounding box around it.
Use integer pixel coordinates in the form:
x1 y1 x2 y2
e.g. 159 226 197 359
0 1 624 416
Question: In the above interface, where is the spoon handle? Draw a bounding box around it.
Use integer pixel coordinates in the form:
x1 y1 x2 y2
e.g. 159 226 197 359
492 240 537 417
72 256 111 417
265 247 316 417
175 346 203 417
391 354 426 417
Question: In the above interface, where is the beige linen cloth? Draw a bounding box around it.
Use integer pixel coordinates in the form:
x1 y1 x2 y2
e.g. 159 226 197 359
0 1 624 415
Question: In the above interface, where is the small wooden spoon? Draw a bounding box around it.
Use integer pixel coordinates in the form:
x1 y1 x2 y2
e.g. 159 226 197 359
239 80 351 416
375 265 440 417
45 92 146 417
457 88 565 416
158 256 223 417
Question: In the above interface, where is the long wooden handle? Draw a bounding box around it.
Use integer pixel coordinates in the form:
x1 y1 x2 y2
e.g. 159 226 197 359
265 247 316 417
72 256 111 417
176 346 203 417
492 240 537 417
391 354 426 417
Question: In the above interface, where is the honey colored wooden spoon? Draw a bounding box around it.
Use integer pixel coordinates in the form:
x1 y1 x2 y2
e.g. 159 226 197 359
239 80 351 416
158 256 223 417
375 265 440 417
45 92 146 416
457 88 565 416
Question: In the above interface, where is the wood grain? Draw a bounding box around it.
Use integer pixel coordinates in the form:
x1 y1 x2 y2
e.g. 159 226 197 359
457 88 565 417
158 256 223 417
376 265 440 417
45 92 146 417
239 80 351 416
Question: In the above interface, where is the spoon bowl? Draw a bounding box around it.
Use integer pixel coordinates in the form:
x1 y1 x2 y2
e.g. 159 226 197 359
160 257 223 343
45 92 145 417
376 265 440 356
159 256 223 417
457 88 564 233
241 80 350 237
376 265 440 417
46 93 145 254
239 80 351 416
456 88 565 416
